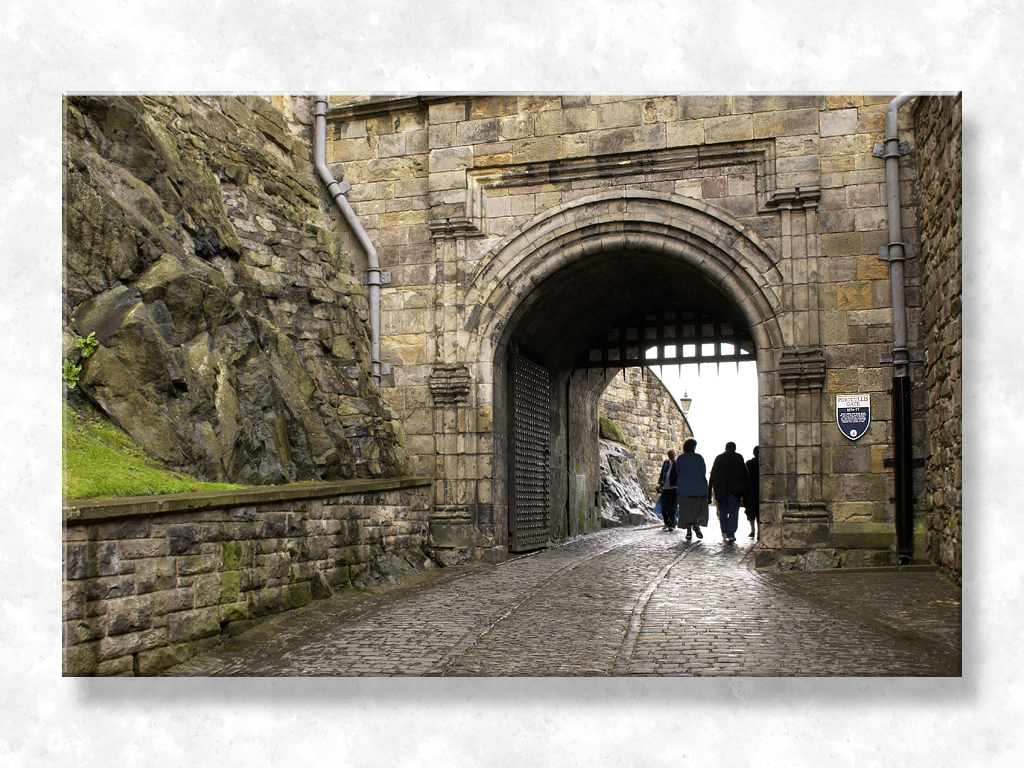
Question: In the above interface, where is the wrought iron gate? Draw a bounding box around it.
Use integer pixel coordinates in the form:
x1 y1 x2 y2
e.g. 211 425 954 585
508 350 551 552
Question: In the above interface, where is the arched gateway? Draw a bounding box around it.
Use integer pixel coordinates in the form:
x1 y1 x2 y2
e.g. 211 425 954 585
424 190 826 562
321 93 939 572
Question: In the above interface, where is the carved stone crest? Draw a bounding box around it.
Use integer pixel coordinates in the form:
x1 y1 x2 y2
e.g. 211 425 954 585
429 364 472 404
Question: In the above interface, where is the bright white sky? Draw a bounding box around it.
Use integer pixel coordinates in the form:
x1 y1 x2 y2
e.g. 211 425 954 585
650 361 759 465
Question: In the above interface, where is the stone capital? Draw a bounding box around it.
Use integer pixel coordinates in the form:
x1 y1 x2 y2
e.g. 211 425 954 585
767 186 821 210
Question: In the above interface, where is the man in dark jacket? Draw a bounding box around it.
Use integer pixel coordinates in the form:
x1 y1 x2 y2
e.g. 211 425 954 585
708 442 751 543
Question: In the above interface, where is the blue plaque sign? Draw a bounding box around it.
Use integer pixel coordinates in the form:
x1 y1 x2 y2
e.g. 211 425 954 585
836 395 871 440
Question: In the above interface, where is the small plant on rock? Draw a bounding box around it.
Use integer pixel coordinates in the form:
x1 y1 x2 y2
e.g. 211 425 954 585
62 360 82 389
74 332 98 359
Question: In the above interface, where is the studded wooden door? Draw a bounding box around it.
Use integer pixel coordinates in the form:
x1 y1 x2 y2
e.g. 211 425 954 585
508 351 551 552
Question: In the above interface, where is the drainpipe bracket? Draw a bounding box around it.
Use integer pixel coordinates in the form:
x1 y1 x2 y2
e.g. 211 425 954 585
362 270 390 286
873 140 910 159
879 350 924 364
878 242 913 262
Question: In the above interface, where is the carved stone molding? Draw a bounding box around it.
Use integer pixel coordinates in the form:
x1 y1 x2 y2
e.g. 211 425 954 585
429 363 472 404
431 504 472 521
429 217 485 241
766 186 821 210
782 501 829 522
779 347 826 391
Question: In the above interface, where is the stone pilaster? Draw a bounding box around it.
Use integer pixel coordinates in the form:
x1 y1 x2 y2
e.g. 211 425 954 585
776 347 829 547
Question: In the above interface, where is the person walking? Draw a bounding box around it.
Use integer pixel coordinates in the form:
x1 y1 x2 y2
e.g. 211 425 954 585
708 442 751 544
656 448 678 530
744 446 760 539
675 438 709 541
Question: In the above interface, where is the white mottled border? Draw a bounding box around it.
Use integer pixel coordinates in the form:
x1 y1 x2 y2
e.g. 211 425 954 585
1 1 1012 765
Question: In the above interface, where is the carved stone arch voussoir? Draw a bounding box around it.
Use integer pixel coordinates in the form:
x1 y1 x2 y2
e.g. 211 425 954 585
464 190 785 355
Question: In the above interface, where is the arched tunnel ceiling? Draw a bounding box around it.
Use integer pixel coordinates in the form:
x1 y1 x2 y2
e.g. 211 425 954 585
508 249 751 373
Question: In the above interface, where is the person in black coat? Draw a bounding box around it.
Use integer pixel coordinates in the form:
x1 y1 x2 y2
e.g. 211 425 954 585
675 438 709 541
708 442 751 544
744 446 760 539
656 448 678 530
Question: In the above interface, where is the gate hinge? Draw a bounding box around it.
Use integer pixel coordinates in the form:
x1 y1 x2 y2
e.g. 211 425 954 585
873 140 910 159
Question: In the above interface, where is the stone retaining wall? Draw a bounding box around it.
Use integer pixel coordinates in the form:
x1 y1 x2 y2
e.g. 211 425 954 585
598 367 693 496
913 94 962 583
62 477 432 676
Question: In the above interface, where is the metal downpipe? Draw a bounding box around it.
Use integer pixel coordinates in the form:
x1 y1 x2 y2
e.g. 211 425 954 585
313 95 382 386
884 93 916 380
881 93 916 563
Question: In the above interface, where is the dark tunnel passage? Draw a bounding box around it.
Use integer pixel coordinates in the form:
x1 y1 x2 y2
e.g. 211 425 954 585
495 246 758 551
507 248 750 372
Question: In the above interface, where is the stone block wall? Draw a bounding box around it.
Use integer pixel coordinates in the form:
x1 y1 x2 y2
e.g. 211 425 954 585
62 478 432 676
598 367 693 496
913 94 962 583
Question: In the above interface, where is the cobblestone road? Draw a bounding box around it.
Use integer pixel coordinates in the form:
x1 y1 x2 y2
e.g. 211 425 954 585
166 525 961 677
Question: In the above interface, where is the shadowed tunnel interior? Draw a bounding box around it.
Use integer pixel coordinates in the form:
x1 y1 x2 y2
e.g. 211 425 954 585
497 245 757 550
507 249 751 371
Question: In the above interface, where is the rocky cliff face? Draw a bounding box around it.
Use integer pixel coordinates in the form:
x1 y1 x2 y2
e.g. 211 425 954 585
63 95 409 487
598 439 659 527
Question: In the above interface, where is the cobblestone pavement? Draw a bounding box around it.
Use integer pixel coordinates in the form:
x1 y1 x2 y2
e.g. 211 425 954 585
165 524 961 677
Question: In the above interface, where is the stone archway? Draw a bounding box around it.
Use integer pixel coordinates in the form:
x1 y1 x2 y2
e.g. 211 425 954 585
426 190 815 560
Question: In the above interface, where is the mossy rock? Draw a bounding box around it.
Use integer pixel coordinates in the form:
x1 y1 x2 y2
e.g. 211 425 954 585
599 415 629 448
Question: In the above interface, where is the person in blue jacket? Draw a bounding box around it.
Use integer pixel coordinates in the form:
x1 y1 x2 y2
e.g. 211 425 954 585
675 438 709 540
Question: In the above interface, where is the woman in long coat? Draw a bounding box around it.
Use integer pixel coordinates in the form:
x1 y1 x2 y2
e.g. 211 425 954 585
674 438 709 540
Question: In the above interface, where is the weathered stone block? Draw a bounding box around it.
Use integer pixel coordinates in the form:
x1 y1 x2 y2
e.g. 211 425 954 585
153 588 194 616
167 524 201 555
704 115 753 143
429 146 473 172
428 101 467 124
821 232 861 257
135 558 177 593
836 282 872 310
597 101 642 129
457 118 498 145
176 552 217 577
819 109 859 137
63 641 100 676
136 642 197 676
167 605 221 643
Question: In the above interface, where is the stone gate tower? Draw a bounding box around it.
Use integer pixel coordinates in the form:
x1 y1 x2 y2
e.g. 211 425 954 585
322 94 943 568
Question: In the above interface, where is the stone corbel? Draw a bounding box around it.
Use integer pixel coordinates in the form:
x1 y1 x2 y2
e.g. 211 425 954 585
766 186 821 210
779 348 826 391
428 217 485 241
429 363 472 404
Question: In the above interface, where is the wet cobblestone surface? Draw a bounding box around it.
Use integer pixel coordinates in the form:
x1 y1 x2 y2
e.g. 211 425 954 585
165 525 961 677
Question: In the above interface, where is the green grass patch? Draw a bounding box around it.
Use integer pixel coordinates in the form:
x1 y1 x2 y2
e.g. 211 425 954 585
63 404 243 500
